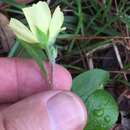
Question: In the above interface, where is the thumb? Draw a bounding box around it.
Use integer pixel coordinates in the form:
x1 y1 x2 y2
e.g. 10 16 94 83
0 91 87 130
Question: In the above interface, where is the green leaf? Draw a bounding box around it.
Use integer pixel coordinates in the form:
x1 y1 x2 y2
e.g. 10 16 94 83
85 90 119 130
8 40 21 57
20 41 47 76
72 69 110 101
2 0 25 9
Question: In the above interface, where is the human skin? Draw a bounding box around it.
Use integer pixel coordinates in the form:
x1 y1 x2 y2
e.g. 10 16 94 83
0 58 87 130
0 58 72 103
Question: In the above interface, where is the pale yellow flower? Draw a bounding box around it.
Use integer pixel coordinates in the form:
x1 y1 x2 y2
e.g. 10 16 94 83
9 1 64 44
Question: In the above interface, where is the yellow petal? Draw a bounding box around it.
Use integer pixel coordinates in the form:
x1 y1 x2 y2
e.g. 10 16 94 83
49 6 64 44
23 1 51 36
9 18 38 43
33 1 51 34
22 6 36 35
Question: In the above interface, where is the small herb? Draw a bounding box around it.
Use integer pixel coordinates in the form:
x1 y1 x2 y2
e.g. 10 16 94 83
9 1 65 86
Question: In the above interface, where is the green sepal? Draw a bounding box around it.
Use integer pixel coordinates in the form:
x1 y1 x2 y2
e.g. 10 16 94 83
19 40 47 77
36 27 48 47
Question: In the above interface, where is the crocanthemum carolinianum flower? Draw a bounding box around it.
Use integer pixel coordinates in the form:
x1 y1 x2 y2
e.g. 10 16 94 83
9 1 65 46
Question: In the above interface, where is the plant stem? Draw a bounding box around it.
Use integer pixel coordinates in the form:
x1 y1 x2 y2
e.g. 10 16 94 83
46 46 54 89
49 61 54 89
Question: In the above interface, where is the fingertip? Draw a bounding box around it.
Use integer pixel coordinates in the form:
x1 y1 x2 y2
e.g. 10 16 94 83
47 91 87 130
53 64 72 90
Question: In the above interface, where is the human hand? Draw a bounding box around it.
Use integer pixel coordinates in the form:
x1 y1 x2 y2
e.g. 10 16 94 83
0 58 87 130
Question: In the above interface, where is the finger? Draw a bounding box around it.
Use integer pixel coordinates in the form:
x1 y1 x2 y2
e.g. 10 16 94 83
0 58 72 103
0 104 11 112
0 91 87 130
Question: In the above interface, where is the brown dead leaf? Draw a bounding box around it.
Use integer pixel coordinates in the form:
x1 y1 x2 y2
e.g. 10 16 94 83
0 13 15 53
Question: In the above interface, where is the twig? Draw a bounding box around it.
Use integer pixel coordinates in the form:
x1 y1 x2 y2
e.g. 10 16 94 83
58 35 130 40
77 44 87 69
109 70 130 74
70 59 82 65
86 43 112 56
87 54 94 69
112 43 128 80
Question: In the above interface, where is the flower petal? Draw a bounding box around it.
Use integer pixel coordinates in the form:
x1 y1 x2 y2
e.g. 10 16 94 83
33 1 51 35
49 6 64 44
9 18 38 43
22 6 36 35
